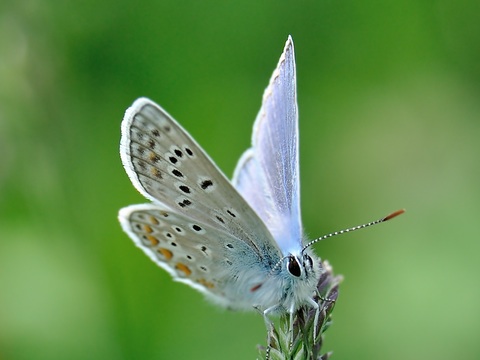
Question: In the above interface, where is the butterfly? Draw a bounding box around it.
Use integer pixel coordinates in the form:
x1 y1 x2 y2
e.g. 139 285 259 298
118 36 404 332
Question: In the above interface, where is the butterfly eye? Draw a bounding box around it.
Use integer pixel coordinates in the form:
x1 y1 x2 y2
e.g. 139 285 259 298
287 256 301 277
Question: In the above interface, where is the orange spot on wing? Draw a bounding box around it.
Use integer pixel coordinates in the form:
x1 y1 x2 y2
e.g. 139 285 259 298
175 263 192 276
151 168 162 179
158 248 173 260
149 152 160 162
149 216 159 225
147 235 159 246
144 225 153 234
197 278 215 289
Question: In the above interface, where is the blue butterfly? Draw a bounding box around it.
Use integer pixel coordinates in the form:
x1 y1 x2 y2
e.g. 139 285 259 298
118 36 403 340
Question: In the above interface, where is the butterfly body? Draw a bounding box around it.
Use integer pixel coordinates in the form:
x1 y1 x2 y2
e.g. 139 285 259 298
119 36 323 318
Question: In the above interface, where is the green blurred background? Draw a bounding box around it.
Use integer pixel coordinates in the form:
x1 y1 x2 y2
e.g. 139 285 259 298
1 1 479 359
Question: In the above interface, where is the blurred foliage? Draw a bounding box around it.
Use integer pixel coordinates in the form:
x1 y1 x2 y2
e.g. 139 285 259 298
1 0 479 359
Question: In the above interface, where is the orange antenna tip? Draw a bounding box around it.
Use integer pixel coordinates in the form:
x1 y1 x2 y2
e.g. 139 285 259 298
383 209 405 222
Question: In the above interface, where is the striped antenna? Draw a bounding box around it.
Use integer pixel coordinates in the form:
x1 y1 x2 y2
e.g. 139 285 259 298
301 209 405 252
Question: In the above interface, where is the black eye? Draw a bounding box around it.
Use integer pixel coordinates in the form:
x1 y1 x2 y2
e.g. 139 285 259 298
287 256 301 277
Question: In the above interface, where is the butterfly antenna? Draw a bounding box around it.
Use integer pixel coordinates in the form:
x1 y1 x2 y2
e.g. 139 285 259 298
301 209 405 252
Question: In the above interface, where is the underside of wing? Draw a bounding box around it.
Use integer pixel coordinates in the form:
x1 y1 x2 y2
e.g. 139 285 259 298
120 98 282 259
119 203 275 308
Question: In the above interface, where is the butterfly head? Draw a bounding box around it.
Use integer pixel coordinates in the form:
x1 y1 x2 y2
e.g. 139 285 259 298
275 249 323 311
286 251 316 279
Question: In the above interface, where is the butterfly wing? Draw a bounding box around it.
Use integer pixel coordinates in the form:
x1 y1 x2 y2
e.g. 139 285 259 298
119 203 268 307
232 36 302 254
119 98 282 276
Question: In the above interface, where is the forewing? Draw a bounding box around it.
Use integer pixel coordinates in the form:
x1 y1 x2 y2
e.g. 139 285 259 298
120 98 281 259
233 36 302 253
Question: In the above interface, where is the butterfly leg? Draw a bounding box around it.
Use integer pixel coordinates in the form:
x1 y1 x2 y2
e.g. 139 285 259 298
287 303 296 351
310 290 337 344
306 296 320 343
261 304 282 360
